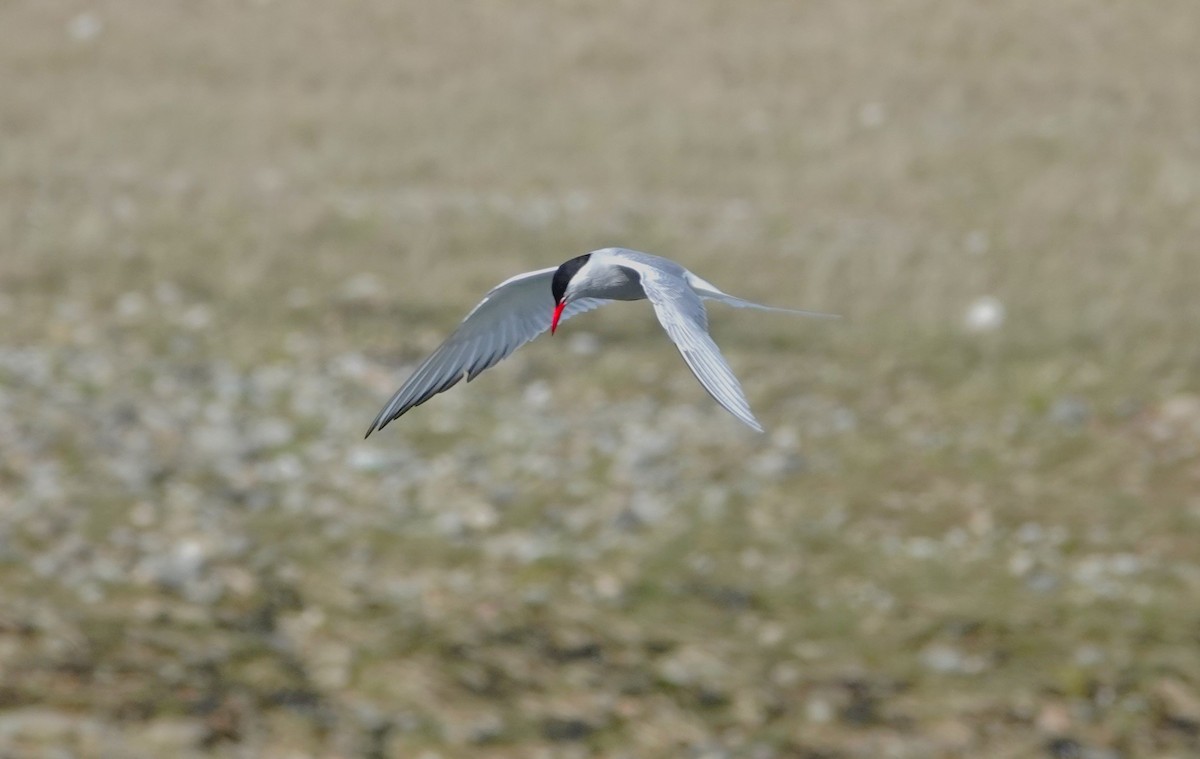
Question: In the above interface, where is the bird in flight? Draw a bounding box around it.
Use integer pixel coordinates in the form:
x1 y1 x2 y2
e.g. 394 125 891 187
365 248 835 437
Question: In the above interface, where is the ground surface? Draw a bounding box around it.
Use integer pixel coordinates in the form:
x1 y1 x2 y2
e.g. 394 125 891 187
2 1 1200 757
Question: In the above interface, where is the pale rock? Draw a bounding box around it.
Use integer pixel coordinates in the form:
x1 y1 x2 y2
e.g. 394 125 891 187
963 296 1006 333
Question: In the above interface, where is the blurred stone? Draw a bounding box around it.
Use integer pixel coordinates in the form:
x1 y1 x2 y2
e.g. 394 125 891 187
522 380 552 408
346 447 393 472
696 583 755 611
115 292 148 320
154 281 183 306
568 332 601 356
1147 394 1200 441
341 273 384 302
76 582 104 604
267 454 305 482
249 417 295 449
1109 553 1141 576
254 166 286 194
461 501 498 531
1048 397 1091 430
286 287 313 309
757 622 785 647
137 539 207 591
434 511 465 537
804 696 834 723
1152 678 1200 724
920 643 988 675
964 229 990 256
67 13 103 41
1025 569 1060 594
593 573 622 600
135 718 206 753
770 662 802 689
1073 645 1105 668
1043 737 1083 758
1016 522 1044 545
612 507 644 533
0 709 101 743
312 644 353 690
179 305 212 331
628 492 670 525
689 743 733 759
839 684 880 726
831 406 858 433
858 101 886 128
963 296 1006 333
442 712 504 745
542 717 594 742
929 719 973 750
746 742 779 759
905 536 941 559
657 645 727 689
193 423 238 459
1036 702 1072 734
749 449 803 479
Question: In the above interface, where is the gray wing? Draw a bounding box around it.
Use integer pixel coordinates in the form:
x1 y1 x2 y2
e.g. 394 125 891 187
635 267 765 432
366 267 609 436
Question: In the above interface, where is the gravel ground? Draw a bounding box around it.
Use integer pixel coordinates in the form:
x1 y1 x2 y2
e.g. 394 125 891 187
3 1 1200 757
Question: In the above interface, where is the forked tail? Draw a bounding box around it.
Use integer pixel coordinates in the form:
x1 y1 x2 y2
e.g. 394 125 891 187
687 273 840 318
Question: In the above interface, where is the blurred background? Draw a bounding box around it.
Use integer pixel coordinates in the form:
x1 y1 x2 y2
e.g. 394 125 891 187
3 1 1200 757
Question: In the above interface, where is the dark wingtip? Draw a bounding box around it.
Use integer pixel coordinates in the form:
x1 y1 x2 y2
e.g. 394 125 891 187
364 415 388 439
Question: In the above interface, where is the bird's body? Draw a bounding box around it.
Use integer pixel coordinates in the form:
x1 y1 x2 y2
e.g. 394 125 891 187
365 248 834 437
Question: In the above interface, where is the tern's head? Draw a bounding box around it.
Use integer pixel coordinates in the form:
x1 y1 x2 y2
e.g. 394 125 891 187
550 253 591 334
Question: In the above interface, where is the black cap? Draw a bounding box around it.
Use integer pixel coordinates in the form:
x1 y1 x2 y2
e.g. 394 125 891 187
551 253 591 304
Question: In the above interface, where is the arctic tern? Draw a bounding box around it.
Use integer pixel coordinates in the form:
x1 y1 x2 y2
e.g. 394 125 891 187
365 247 834 436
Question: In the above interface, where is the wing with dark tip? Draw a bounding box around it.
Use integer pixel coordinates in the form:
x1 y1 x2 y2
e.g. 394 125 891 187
628 262 765 432
365 268 609 436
